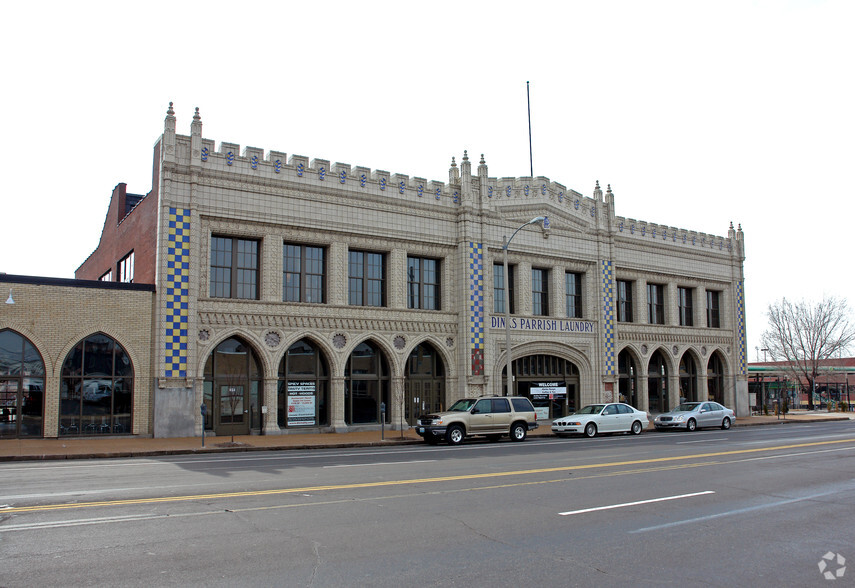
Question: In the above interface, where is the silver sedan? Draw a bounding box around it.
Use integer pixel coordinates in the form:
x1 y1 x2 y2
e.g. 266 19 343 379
552 403 650 438
653 401 734 431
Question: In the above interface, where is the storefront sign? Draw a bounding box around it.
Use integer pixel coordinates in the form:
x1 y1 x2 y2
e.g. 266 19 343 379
490 316 596 334
287 381 316 426
530 382 567 400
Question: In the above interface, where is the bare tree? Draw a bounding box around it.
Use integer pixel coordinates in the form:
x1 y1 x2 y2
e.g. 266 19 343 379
761 296 855 410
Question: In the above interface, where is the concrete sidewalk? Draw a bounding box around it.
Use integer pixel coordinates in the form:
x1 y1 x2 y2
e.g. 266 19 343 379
0 411 851 462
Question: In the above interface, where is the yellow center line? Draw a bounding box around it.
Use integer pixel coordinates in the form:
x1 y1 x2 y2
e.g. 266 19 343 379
5 437 854 514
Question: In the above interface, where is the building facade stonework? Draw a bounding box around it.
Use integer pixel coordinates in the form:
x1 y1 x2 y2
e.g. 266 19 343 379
149 104 747 438
0 103 747 439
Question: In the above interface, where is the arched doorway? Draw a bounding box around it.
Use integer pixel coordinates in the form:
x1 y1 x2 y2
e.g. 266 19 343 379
345 341 390 425
60 333 133 436
203 337 262 436
504 354 580 420
618 349 639 407
404 342 445 425
707 352 725 404
277 338 330 429
0 329 45 438
679 354 699 403
648 350 669 413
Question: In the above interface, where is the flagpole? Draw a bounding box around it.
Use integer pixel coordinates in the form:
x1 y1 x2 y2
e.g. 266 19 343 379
527 81 533 177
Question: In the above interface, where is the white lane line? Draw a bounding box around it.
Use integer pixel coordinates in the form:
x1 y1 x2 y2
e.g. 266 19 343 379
677 438 729 444
323 459 435 468
630 487 850 534
559 491 714 516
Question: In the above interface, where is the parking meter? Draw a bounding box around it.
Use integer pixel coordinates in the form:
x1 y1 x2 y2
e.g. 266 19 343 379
200 404 207 446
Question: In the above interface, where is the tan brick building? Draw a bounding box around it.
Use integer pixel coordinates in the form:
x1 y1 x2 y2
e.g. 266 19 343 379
0 275 154 438
0 102 748 439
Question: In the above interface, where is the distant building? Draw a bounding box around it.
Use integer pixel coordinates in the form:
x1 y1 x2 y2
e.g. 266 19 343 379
748 358 855 411
0 103 748 439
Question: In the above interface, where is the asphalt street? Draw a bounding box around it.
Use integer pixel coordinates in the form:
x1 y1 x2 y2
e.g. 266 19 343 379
1 421 854 587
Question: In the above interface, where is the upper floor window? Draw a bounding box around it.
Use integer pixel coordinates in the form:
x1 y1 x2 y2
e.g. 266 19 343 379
407 256 440 310
211 236 259 299
283 244 325 303
565 272 582 318
349 250 385 307
119 251 135 283
493 263 515 314
532 268 549 316
647 283 665 325
678 287 693 326
99 270 112 282
706 290 721 328
617 280 633 322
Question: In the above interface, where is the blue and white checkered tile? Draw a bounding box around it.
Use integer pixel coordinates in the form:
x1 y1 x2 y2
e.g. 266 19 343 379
165 208 191 378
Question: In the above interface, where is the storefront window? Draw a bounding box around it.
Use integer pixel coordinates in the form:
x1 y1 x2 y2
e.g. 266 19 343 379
0 329 45 439
278 339 329 428
60 333 133 435
345 341 390 424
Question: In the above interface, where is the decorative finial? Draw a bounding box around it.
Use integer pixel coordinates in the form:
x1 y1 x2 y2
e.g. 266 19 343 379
606 184 612 193
480 154 485 164
193 106 201 121
450 156 457 167
463 150 469 161
729 221 734 230
738 224 742 231
595 180 600 189
167 102 175 116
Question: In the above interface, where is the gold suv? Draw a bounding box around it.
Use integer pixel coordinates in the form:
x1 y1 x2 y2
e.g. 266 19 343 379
416 396 539 445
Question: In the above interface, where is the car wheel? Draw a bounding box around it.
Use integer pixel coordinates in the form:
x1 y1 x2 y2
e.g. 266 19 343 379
487 434 502 442
510 422 527 442
584 422 597 438
687 418 697 432
446 425 465 445
630 420 643 435
721 417 731 430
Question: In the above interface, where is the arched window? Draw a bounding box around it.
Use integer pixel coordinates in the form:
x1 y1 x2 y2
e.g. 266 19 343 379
345 341 390 424
618 350 638 407
404 342 446 424
278 339 330 428
61 333 133 435
648 350 669 413
707 353 725 404
203 337 262 435
679 355 698 403
504 354 580 418
0 329 45 438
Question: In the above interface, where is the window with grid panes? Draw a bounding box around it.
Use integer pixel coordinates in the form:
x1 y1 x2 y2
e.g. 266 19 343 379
532 268 549 316
210 236 259 299
565 272 582 318
283 244 325 303
678 287 693 326
407 256 440 310
493 263 515 314
349 250 385 307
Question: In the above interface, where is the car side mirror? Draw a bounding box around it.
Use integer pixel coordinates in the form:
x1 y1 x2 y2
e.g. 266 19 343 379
471 407 480 414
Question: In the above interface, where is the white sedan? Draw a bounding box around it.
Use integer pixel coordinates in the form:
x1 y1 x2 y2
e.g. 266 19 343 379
552 403 650 438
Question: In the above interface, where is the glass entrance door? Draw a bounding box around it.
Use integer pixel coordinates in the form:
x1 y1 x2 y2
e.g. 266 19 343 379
217 384 249 435
405 380 444 425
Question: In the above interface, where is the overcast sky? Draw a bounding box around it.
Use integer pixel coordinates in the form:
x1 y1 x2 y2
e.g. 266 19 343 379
2 0 852 359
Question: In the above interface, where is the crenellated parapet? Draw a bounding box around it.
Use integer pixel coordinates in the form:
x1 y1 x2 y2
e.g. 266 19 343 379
614 215 734 256
160 105 739 249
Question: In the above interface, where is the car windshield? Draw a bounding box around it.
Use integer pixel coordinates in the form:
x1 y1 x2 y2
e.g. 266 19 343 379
448 399 477 412
576 405 605 415
677 403 701 412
